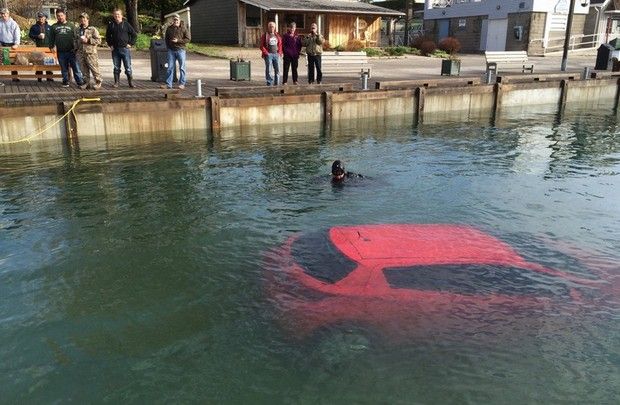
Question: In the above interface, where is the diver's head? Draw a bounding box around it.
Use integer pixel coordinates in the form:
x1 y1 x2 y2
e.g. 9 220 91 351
331 160 345 180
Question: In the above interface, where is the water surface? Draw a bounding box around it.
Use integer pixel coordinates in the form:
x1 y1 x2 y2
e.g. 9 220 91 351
1 110 619 403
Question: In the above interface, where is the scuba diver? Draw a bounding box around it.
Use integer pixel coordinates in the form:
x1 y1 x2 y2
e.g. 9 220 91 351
331 160 363 183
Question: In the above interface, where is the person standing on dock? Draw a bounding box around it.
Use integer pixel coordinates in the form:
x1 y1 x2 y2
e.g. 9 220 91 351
28 12 54 82
106 8 137 88
76 13 102 90
260 21 282 86
0 7 21 82
49 9 84 88
303 23 324 85
162 14 190 90
282 22 302 85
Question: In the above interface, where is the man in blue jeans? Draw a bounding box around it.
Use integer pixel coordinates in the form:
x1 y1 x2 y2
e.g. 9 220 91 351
162 14 190 89
259 22 282 86
49 9 84 88
105 8 137 88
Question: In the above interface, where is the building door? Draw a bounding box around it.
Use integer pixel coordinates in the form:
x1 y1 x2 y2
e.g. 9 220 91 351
480 19 489 51
437 19 449 41
485 18 508 51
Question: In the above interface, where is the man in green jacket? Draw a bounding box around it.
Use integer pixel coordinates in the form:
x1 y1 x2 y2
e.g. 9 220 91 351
48 8 84 88
302 22 324 84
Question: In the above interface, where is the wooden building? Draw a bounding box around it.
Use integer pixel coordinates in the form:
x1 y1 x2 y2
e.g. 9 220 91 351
184 0 404 48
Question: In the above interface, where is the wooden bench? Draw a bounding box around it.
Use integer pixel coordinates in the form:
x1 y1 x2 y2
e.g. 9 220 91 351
0 46 61 80
484 51 534 74
319 51 372 78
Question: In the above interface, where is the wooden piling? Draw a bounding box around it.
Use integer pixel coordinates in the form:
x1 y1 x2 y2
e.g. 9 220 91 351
416 87 425 124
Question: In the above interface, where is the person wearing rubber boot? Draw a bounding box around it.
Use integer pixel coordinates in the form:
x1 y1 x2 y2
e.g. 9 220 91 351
76 13 102 90
106 8 137 88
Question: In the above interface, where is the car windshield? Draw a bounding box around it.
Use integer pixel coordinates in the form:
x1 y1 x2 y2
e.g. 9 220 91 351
290 230 358 284
383 264 571 297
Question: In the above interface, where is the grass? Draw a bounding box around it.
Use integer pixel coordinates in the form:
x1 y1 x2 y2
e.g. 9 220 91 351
185 43 230 59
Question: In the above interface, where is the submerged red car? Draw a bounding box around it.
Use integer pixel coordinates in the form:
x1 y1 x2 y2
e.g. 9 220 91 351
264 224 613 342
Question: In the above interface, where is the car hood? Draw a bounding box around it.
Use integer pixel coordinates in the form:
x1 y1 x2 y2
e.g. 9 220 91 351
330 224 525 265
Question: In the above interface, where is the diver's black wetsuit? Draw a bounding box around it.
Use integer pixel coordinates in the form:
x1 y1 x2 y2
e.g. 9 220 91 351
331 171 363 184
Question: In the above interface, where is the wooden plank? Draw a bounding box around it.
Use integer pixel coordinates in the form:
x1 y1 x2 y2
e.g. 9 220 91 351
0 66 61 71
323 91 332 129
497 72 579 84
209 96 220 130
218 94 322 108
416 87 425 124
559 79 569 113
376 77 481 90
332 89 414 102
216 83 353 97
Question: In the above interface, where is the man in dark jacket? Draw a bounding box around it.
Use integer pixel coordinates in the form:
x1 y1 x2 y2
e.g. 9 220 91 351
28 12 53 82
49 9 84 88
105 8 137 88
162 14 190 89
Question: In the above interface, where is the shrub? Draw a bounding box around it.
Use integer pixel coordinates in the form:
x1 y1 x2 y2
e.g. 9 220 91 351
412 36 430 49
384 46 410 56
333 44 345 52
134 33 153 50
345 39 366 52
438 37 461 56
364 47 385 57
419 40 437 56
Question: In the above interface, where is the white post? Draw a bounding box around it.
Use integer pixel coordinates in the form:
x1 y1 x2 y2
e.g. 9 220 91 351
275 13 279 31
196 79 203 98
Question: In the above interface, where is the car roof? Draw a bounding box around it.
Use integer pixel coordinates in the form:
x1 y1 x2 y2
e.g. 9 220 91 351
329 224 526 265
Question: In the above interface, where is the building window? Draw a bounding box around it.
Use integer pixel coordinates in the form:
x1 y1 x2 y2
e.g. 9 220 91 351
246 4 261 27
284 14 305 29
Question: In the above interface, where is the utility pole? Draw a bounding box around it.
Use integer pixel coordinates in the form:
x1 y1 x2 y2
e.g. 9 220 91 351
561 0 577 71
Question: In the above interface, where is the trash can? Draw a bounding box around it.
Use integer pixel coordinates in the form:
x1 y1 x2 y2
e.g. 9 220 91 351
149 39 176 82
595 43 613 70
230 59 251 81
609 38 620 71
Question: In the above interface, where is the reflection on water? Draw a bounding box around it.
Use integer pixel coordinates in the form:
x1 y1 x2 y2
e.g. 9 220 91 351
1 110 619 403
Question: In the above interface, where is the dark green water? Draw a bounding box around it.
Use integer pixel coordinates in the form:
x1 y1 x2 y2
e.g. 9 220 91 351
1 110 619 403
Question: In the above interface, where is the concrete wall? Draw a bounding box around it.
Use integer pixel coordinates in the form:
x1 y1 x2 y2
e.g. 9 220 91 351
74 100 208 137
0 105 64 143
1 77 618 147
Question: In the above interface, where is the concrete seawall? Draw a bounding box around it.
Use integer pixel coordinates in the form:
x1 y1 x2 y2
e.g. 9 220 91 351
1 75 618 148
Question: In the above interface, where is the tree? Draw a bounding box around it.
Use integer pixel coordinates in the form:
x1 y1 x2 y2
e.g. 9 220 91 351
125 0 139 32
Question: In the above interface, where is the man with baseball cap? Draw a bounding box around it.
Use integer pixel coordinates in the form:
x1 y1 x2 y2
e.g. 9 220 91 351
28 12 54 81
162 14 190 89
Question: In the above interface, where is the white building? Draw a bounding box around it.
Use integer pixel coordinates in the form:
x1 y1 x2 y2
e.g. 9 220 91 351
423 0 593 54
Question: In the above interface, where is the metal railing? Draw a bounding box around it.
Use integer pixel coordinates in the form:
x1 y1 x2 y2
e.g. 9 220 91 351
529 33 601 55
390 30 426 47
